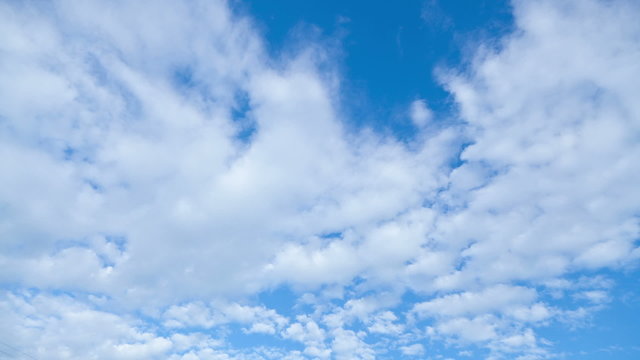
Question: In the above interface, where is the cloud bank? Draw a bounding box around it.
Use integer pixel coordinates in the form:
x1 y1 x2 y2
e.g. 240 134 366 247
0 0 638 359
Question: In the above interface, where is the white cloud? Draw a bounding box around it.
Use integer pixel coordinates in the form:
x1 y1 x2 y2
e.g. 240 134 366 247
163 302 223 329
426 0 640 291
0 292 179 359
438 0 640 288
574 290 610 305
283 316 330 358
367 311 404 335
410 0 640 355
400 343 424 356
330 328 375 360
0 0 455 307
1 0 639 359
413 285 537 318
430 315 498 343
409 99 433 127
162 301 288 336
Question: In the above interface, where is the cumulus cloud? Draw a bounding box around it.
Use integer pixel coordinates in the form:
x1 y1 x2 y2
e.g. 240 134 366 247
0 0 639 359
409 99 433 127
400 343 424 356
431 0 640 297
413 285 537 318
0 0 455 306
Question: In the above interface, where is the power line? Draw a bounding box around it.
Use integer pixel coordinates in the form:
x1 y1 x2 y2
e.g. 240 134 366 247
0 341 38 360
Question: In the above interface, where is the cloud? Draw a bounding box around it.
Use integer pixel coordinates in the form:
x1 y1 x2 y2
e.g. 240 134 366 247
409 99 433 127
413 285 537 318
400 343 424 356
0 0 639 359
432 0 640 290
0 292 176 359
0 0 456 306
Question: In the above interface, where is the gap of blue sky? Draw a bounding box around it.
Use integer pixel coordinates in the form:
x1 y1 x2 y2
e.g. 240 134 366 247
239 0 514 137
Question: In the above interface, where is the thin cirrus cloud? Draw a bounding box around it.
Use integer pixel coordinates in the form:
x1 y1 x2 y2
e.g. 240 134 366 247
0 0 639 359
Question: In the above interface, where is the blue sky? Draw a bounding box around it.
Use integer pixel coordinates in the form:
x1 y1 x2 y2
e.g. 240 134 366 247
240 0 514 136
0 0 639 359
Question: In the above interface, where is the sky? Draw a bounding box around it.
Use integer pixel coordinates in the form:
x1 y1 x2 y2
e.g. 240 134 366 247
0 0 639 359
